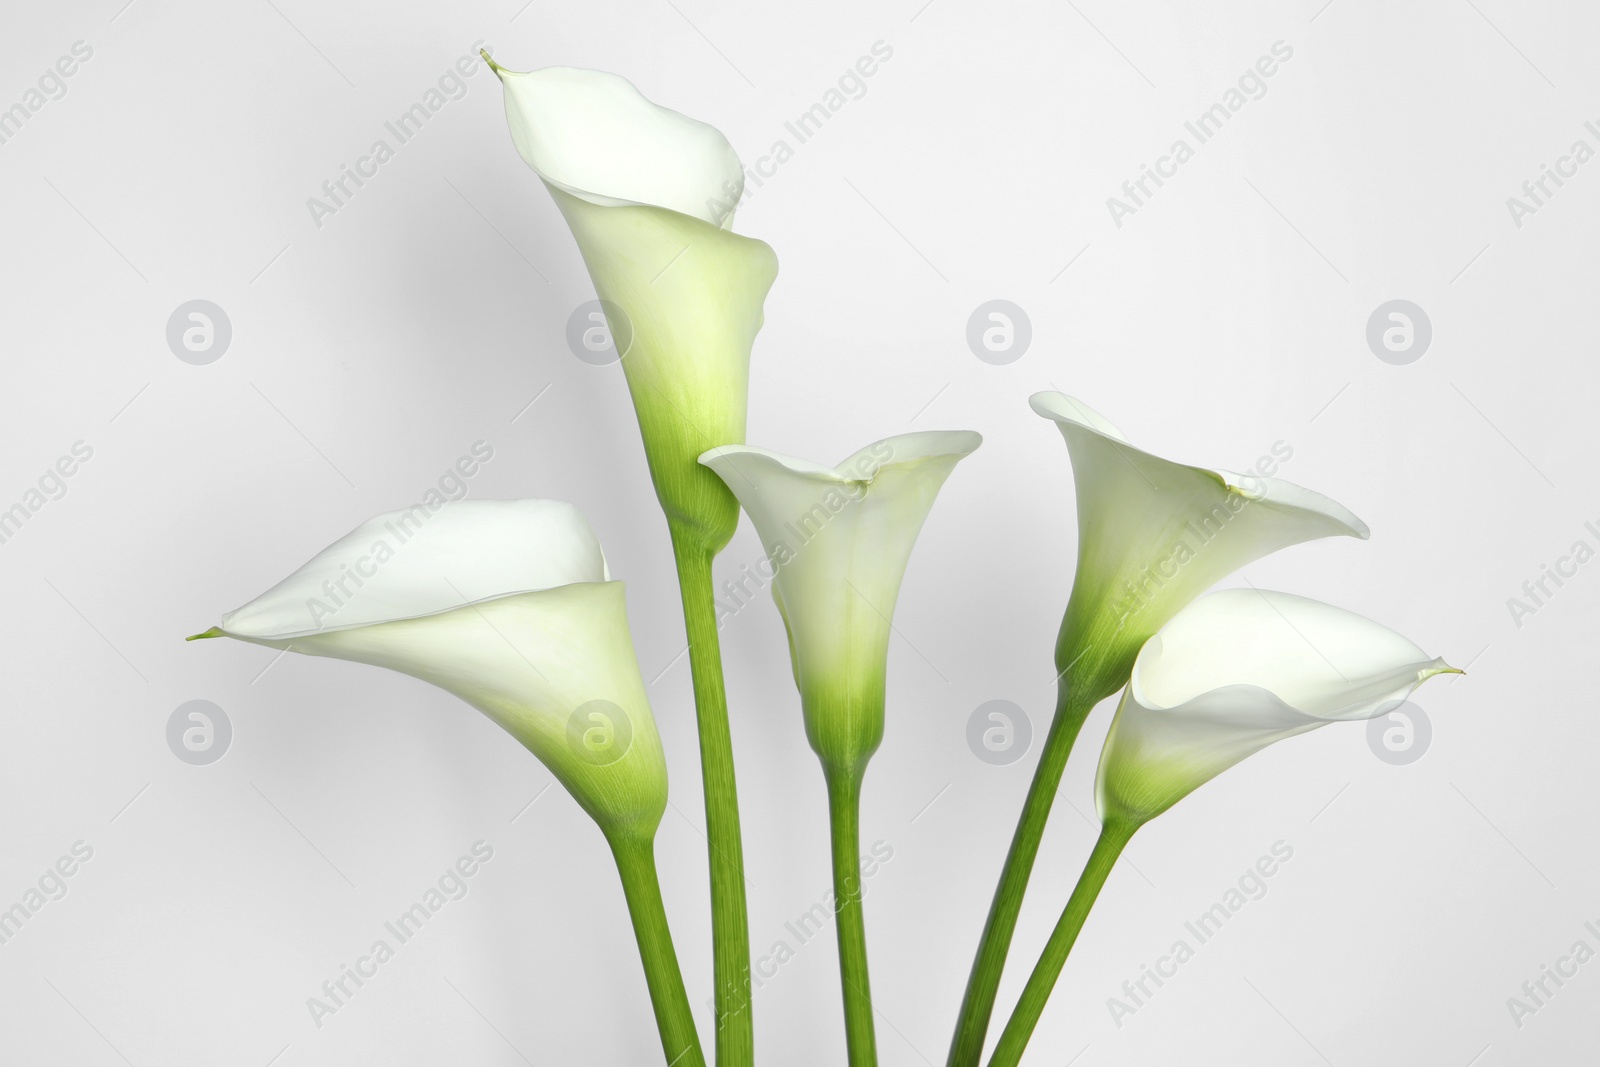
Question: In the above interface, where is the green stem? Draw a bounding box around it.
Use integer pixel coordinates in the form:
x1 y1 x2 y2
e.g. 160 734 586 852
608 833 707 1067
985 820 1137 1067
825 766 878 1067
946 679 1098 1067
669 528 753 1067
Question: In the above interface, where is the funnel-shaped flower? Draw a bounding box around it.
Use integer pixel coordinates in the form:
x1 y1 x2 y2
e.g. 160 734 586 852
488 58 778 553
950 396 1374 1067
190 499 667 840
1097 588 1458 826
704 430 978 1064
701 431 981 770
982 591 1458 1067
1032 392 1370 703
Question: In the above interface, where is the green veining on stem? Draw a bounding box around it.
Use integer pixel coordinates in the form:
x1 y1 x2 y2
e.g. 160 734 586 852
985 820 1138 1067
670 527 753 1067
607 831 707 1067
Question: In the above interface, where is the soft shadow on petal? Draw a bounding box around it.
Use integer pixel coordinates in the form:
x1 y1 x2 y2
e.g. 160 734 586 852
700 432 979 764
1097 589 1456 824
490 64 743 225
220 500 607 640
1031 391 1368 693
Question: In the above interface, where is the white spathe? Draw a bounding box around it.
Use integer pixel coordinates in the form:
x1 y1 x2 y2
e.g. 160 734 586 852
198 499 667 838
1032 392 1370 696
488 62 743 225
488 60 778 551
701 431 981 767
1096 588 1458 824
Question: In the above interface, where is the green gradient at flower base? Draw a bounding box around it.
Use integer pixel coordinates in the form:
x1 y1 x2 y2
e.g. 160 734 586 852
1094 588 1460 825
1034 391 1371 699
485 57 776 1067
986 590 1458 1066
703 429 980 1067
188 499 701 1067
550 186 776 551
947 393 1371 1067
487 57 778 554
702 431 981 774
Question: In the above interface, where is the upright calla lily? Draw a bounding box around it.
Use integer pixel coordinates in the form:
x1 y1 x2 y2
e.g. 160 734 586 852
487 60 778 1059
188 499 702 1066
950 394 1370 1067
701 431 982 770
703 429 981 1067
988 589 1457 1065
486 57 778 552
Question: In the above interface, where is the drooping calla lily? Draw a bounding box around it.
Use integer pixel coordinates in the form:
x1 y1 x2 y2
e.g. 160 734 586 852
702 429 980 1065
188 499 704 1066
985 589 1458 1066
950 394 1371 1067
487 61 779 1058
485 56 778 554
1096 587 1459 825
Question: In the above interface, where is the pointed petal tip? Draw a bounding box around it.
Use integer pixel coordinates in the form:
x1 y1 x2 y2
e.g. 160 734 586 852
480 49 505 77
185 626 224 642
1421 660 1464 681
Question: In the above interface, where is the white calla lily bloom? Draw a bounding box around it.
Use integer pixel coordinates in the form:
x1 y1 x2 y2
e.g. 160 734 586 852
1097 588 1459 825
191 499 667 839
704 430 979 1062
488 58 778 552
1032 392 1371 703
701 430 980 770
950 395 1377 1066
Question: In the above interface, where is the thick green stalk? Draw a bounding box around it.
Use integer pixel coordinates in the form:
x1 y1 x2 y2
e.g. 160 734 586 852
825 766 878 1066
608 832 707 1067
669 528 753 1067
985 820 1137 1067
946 676 1103 1067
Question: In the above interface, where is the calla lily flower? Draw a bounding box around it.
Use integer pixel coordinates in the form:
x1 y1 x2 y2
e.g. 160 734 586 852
950 395 1372 1067
1032 392 1371 700
189 499 706 1065
986 590 1458 1065
486 59 780 1058
189 499 667 838
487 57 778 553
1096 588 1459 825
702 430 979 1066
700 430 982 772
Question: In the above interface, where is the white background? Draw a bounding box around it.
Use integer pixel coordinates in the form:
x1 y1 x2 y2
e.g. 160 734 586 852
1 0 1595 1064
